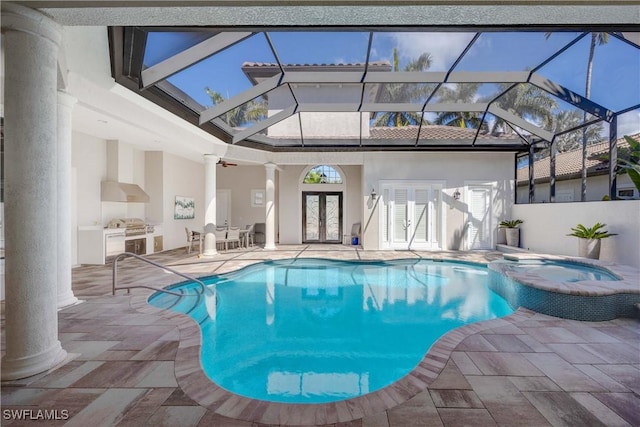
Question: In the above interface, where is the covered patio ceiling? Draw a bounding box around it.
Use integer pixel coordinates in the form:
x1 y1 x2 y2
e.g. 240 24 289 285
110 27 640 152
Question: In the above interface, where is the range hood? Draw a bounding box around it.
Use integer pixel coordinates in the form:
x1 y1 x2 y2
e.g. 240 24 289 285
101 181 150 203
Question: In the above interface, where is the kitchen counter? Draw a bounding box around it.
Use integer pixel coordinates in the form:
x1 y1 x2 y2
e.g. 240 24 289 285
77 225 163 265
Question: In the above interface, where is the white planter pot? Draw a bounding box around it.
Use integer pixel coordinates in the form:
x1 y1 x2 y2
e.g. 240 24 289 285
578 238 601 259
505 228 520 247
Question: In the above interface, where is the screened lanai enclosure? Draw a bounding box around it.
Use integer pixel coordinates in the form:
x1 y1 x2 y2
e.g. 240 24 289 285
111 28 640 203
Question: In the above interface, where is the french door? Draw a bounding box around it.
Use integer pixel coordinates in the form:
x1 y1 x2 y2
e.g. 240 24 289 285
302 192 343 243
467 185 492 249
381 183 442 250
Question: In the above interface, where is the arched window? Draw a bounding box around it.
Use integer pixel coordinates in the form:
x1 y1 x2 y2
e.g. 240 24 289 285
302 165 343 184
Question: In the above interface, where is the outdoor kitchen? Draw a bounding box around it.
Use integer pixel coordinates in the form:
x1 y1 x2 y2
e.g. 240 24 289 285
78 218 163 264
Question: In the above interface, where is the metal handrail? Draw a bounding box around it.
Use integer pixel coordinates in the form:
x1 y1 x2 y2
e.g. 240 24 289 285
112 252 207 297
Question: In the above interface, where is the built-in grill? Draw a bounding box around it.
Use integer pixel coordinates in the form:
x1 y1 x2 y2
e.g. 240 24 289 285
107 218 153 236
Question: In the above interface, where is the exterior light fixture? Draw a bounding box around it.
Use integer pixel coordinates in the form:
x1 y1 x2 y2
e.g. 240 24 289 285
453 189 461 200
371 188 377 200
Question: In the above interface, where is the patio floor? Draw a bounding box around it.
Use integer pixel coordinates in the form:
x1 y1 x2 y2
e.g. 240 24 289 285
1 245 639 426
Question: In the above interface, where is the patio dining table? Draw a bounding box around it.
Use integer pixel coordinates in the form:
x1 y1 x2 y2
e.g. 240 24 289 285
195 228 251 255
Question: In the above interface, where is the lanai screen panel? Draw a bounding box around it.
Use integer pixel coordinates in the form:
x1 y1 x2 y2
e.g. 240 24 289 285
116 28 640 152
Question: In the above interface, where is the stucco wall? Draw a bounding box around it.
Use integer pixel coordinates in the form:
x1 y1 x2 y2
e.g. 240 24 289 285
73 131 107 227
513 200 640 267
161 152 205 251
516 174 638 204
216 165 276 232
362 152 515 250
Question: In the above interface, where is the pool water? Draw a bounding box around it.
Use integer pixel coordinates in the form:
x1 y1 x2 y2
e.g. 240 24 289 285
149 259 513 403
495 260 619 282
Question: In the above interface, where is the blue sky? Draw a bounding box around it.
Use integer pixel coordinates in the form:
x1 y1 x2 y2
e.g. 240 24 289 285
145 31 640 135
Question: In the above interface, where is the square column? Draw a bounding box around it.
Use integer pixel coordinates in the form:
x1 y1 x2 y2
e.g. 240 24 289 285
264 163 277 250
202 154 219 256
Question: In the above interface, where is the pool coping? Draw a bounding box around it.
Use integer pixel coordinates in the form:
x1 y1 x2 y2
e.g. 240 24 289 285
127 254 639 424
490 254 640 296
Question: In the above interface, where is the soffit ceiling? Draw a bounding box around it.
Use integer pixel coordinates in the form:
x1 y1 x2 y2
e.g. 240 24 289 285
110 27 640 152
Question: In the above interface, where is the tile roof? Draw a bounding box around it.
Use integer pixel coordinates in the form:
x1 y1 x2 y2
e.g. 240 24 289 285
516 133 639 183
270 125 523 143
369 125 518 141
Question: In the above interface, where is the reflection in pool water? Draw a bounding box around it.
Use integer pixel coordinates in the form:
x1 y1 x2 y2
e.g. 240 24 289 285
149 259 513 403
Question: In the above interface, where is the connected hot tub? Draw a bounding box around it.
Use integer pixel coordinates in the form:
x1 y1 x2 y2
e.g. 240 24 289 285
488 255 640 321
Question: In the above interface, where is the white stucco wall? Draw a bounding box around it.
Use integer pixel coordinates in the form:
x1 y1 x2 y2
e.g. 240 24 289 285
362 152 515 250
144 151 164 225
161 152 205 251
72 131 107 227
513 200 640 267
216 165 276 231
267 84 368 138
517 174 638 204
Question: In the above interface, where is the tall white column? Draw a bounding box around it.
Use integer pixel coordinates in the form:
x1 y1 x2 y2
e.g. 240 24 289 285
203 154 219 256
1 3 67 380
264 163 277 250
57 91 79 309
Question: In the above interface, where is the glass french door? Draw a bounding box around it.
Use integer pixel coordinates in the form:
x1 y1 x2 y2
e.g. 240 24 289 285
302 192 343 243
467 185 492 249
381 184 441 250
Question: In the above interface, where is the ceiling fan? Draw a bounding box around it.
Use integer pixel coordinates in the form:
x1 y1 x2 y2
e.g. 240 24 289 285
217 159 238 167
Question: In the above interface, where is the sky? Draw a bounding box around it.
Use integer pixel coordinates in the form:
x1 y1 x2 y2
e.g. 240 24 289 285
145 30 640 136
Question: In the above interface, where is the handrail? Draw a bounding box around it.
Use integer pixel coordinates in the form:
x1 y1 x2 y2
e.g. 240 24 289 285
112 252 207 296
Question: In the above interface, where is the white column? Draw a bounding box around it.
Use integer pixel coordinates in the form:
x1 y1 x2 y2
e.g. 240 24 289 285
57 91 79 308
1 4 67 380
203 154 219 256
264 163 277 250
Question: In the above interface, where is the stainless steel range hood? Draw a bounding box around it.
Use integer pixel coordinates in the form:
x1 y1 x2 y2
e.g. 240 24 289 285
101 181 150 203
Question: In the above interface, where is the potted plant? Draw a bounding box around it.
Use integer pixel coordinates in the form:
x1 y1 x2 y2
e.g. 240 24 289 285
499 219 523 247
567 222 617 259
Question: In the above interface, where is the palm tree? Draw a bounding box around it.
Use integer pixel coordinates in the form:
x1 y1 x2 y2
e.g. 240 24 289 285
373 48 433 127
545 32 609 105
433 83 485 129
488 83 557 135
205 87 267 128
546 32 609 201
552 110 603 153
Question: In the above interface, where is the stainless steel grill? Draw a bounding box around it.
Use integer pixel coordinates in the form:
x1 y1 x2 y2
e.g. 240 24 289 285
107 218 148 236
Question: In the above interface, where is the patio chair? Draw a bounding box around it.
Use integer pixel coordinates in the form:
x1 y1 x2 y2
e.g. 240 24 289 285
185 227 202 254
254 222 265 245
226 227 241 250
214 228 228 251
245 224 255 247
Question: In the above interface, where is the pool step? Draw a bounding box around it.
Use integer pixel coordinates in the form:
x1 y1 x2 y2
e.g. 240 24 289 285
502 252 550 262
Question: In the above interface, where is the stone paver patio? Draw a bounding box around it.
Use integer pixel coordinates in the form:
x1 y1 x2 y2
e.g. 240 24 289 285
1 245 639 426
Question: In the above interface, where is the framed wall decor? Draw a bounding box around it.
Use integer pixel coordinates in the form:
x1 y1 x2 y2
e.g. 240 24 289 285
251 189 265 207
174 195 195 219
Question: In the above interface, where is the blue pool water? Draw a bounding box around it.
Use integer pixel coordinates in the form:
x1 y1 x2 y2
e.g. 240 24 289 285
149 259 513 403
494 260 620 282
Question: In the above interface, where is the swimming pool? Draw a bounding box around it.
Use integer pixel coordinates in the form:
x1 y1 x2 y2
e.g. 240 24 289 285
149 258 513 403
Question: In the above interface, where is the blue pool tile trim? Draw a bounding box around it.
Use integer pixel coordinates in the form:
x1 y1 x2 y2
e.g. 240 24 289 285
488 270 640 321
